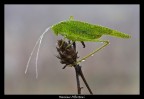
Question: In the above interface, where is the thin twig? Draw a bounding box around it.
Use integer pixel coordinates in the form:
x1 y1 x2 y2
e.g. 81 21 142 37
73 42 81 94
74 65 81 94
73 42 93 94
78 65 93 95
56 39 93 94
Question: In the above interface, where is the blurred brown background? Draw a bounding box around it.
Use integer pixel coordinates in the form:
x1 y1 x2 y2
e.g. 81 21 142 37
5 5 139 94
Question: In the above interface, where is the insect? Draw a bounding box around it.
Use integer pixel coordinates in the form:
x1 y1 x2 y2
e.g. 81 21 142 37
25 16 131 78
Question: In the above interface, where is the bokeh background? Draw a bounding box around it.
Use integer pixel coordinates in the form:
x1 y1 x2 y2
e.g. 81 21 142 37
5 5 139 94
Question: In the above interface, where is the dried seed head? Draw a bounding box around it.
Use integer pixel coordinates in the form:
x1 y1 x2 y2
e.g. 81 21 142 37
56 39 79 69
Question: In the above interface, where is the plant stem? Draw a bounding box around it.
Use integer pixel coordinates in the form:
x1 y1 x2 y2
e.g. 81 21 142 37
73 42 81 94
73 42 93 95
56 40 93 94
74 65 81 94
78 65 93 95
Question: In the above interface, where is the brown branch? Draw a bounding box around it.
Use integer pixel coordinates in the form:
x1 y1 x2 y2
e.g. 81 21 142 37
74 65 81 94
56 39 93 95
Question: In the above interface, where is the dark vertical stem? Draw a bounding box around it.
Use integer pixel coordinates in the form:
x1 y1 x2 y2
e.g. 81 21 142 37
74 65 81 94
57 39 93 94
73 42 93 95
79 66 93 95
73 42 81 94
73 41 93 95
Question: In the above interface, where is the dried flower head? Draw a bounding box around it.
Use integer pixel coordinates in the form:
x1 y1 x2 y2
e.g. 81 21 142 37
56 39 79 69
